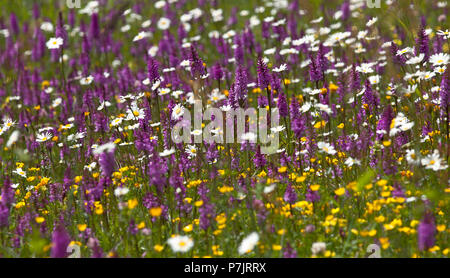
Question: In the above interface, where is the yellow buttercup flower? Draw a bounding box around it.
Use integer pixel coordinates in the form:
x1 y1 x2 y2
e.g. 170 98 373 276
183 224 193 233
375 215 385 223
437 225 445 232
154 245 164 252
95 204 104 215
137 222 146 229
334 188 346 196
278 166 287 173
149 207 162 217
272 245 282 251
35 217 45 224
377 179 388 186
77 224 87 232
128 198 138 210
329 83 339 92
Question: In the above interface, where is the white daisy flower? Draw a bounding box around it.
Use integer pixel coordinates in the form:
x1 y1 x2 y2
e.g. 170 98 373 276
120 24 131 32
264 184 276 194
317 141 337 155
300 102 312 113
381 41 393 48
344 157 361 167
44 87 54 94
273 64 287 72
436 29 450 39
220 104 232 112
67 132 86 142
110 117 123 127
308 89 321 96
13 167 26 178
92 142 116 155
148 45 159 57
319 27 331 35
144 78 153 86
80 75 94 85
264 47 276 55
6 130 20 148
46 37 63 49
405 149 419 165
429 53 449 67
126 101 145 121
84 162 97 172
311 242 326 255
141 20 151 28
249 15 260 27
402 84 417 95
3 118 15 130
151 80 161 90
356 63 374 74
180 59 190 67
40 22 54 32
133 31 150 42
368 75 381 85
406 54 425 65
421 150 448 171
0 29 9 38
114 187 130 197
172 104 185 120
389 113 414 136
315 103 332 114
126 123 140 130
209 88 225 102
418 71 435 81
366 17 378 27
36 131 52 143
185 145 197 158
157 17 171 30
79 1 99 15
434 66 447 74
97 100 111 111
171 90 184 99
238 232 259 255
158 88 171 96
396 47 414 56
240 10 249 16
159 148 176 157
167 235 194 253
211 8 223 22
310 17 323 24
154 1 166 9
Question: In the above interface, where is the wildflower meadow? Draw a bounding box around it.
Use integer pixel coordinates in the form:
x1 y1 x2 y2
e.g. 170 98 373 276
0 0 448 259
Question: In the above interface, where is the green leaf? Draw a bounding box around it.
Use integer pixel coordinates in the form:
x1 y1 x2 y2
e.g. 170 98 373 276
356 169 376 192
